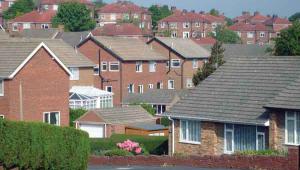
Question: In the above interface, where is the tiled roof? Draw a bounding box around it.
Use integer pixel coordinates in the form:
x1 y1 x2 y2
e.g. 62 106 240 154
160 12 209 23
11 10 56 23
165 56 300 125
0 30 10 40
264 17 291 25
40 0 94 6
250 14 270 22
91 36 167 61
97 1 148 14
21 29 59 39
150 37 210 59
193 37 216 45
55 31 91 47
229 22 268 31
92 23 151 36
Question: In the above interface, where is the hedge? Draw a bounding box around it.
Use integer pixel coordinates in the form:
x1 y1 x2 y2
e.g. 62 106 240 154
0 119 90 170
69 108 87 127
90 134 168 155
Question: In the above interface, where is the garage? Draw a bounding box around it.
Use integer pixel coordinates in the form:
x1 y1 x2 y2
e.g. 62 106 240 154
79 124 104 138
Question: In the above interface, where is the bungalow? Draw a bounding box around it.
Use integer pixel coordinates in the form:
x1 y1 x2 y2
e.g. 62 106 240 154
74 105 168 138
164 56 300 156
147 37 210 89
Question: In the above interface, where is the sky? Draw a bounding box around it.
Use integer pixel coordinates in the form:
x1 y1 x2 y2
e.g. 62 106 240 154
103 0 300 18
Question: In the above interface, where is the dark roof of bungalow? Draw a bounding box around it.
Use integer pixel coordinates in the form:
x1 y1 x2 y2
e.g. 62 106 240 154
165 56 300 126
21 29 59 39
55 31 91 48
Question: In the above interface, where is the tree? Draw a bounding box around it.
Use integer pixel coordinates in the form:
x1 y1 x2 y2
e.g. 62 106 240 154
274 21 300 56
94 0 106 8
193 41 225 86
225 17 234 26
209 8 220 16
210 25 241 44
52 2 96 32
148 5 172 30
289 12 300 22
3 0 34 20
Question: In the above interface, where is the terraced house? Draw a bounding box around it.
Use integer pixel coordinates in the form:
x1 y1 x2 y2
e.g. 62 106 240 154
78 36 168 105
165 56 300 156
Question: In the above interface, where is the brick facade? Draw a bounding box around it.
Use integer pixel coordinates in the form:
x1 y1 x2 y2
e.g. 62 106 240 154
269 110 287 151
8 23 53 32
70 67 94 88
0 47 70 126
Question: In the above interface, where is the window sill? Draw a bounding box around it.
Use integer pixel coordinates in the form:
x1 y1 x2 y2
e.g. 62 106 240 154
284 143 300 146
179 140 201 145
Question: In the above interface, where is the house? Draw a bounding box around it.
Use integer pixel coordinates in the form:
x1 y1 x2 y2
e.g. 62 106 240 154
74 105 168 138
0 40 71 126
39 0 95 12
164 56 300 156
77 36 168 105
264 15 292 39
147 37 210 89
96 0 152 32
157 10 226 39
8 10 56 32
122 89 188 115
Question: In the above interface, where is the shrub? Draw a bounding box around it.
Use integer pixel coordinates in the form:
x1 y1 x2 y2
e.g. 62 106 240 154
90 134 168 155
104 149 133 156
235 150 287 156
70 108 87 127
117 140 144 155
0 119 90 170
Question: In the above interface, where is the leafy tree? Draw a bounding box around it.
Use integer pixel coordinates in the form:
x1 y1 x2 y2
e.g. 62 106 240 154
209 8 220 16
52 2 96 32
289 12 300 22
210 25 241 44
94 0 106 8
3 0 34 20
274 21 300 56
193 41 225 86
225 17 234 26
148 5 172 30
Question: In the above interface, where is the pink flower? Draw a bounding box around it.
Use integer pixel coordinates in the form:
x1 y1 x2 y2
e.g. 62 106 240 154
135 147 142 154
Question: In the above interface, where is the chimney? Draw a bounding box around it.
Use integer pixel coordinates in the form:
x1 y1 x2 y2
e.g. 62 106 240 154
182 9 188 14
272 14 278 18
191 10 195 13
267 14 271 17
199 11 205 14
171 6 176 11
242 11 250 16
254 11 260 16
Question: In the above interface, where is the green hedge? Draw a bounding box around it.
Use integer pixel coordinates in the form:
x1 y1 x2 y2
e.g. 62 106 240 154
90 134 168 155
70 108 87 127
235 150 288 156
0 119 90 170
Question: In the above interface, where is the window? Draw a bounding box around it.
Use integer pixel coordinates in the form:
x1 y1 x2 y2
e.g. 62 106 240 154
171 31 177 38
23 23 31 29
133 13 139 19
53 5 58 10
43 112 60 126
166 61 170 68
183 31 190 38
0 115 4 119
136 61 143 72
260 32 265 37
170 22 177 29
224 124 234 153
43 5 49 10
8 1 14 7
285 111 300 145
180 120 201 144
186 78 193 88
160 22 165 28
105 86 112 92
247 32 254 38
212 23 217 29
201 32 205 38
128 84 134 93
236 31 241 37
195 22 200 27
69 67 79 80
192 59 198 68
257 132 265 150
149 61 156 72
109 62 119 71
148 84 153 89
123 13 130 20
0 80 3 96
153 105 166 114
171 59 180 68
12 23 18 31
138 85 143 94
101 62 107 71
168 80 175 89
41 24 49 29
157 82 163 89
183 22 190 28
110 14 116 20
139 22 145 29
94 65 99 75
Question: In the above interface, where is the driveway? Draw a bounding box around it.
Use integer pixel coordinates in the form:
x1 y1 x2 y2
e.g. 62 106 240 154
88 165 237 170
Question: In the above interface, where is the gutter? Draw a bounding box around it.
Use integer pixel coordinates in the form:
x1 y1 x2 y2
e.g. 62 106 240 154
168 116 175 155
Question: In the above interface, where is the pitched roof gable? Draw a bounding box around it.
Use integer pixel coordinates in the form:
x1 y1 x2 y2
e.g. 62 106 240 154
11 10 56 23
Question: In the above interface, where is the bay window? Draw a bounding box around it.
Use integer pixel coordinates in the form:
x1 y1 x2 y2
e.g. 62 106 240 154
43 112 60 126
180 120 201 144
285 111 300 145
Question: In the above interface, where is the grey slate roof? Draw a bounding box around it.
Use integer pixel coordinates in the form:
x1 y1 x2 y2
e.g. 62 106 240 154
0 31 10 40
93 36 168 61
122 89 189 105
55 31 91 47
128 122 167 130
21 29 59 39
266 77 300 110
165 56 300 125
153 37 210 59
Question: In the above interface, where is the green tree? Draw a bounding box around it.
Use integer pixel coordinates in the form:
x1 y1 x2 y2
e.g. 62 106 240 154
209 8 220 16
3 0 34 20
289 12 300 22
225 17 234 26
193 41 225 86
210 25 241 44
94 0 106 8
52 2 96 32
274 21 300 56
148 5 172 30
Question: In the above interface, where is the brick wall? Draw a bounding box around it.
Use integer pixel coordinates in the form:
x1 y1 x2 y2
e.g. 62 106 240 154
269 111 287 151
8 23 53 32
70 67 94 88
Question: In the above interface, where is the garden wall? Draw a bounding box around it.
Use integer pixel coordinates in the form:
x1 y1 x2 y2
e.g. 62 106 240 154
90 146 299 170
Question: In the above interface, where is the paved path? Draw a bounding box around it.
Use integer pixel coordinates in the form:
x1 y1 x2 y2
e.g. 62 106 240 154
88 165 236 170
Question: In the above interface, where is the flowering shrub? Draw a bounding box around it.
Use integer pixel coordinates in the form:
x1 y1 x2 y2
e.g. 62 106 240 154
117 140 143 155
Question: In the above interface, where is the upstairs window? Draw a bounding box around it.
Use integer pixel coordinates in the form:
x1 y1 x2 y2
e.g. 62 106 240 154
12 23 18 31
195 22 200 27
94 65 99 75
136 61 143 72
260 32 265 37
43 112 60 126
105 86 112 92
171 59 181 68
160 22 166 28
101 62 107 71
109 62 119 71
123 13 130 20
192 59 198 68
110 14 116 21
168 80 175 89
133 13 139 19
247 32 254 38
23 23 31 29
69 67 79 80
0 115 4 119
170 22 177 29
183 22 190 28
0 80 3 96
149 61 156 72
53 5 58 10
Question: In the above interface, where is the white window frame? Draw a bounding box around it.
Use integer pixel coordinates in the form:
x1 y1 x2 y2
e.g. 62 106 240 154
0 80 4 96
12 23 18 31
110 13 116 21
192 59 198 69
149 61 156 72
180 119 201 144
133 13 139 19
247 32 254 38
195 22 200 27
41 24 49 29
170 22 177 29
183 31 190 39
183 22 190 28
186 78 193 88
136 61 143 72
138 84 143 94
105 86 112 92
128 84 134 93
224 124 234 154
0 115 4 119
109 62 119 72
69 67 79 80
171 31 177 38
148 84 153 89
236 31 241 37
101 62 107 72
160 22 165 28
256 131 265 150
23 23 31 29
168 80 175 89
8 1 14 7
285 111 300 145
53 5 58 10
157 82 163 89
43 111 60 126
260 32 265 38
171 59 181 68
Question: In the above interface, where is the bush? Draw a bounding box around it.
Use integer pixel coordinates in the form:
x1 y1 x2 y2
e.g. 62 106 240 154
235 150 287 156
70 108 87 127
0 119 90 170
104 149 133 156
90 134 168 155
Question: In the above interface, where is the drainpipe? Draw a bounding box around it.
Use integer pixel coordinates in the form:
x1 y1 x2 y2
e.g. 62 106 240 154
181 60 186 89
19 81 23 121
168 116 175 155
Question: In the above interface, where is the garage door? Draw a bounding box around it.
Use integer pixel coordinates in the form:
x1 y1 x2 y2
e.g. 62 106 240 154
80 124 104 138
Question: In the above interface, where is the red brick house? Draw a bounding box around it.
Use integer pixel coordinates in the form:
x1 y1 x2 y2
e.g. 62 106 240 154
77 36 168 106
8 10 56 32
39 0 95 11
264 15 292 40
96 1 152 32
157 11 226 39
0 41 71 126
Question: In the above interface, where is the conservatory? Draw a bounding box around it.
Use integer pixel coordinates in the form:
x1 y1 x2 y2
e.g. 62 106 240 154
69 86 113 110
